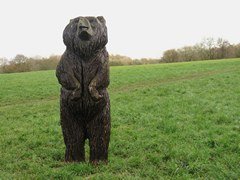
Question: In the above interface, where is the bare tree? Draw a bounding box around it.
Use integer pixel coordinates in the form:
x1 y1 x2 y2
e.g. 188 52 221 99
216 38 230 59
13 54 28 64
178 46 196 61
162 49 179 62
201 37 216 59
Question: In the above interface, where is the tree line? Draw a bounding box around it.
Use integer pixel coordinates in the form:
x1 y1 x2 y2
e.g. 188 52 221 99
161 38 240 62
1 37 240 73
0 55 61 73
0 54 160 73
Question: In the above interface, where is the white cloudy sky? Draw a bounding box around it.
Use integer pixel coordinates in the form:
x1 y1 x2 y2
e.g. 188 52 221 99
0 0 239 59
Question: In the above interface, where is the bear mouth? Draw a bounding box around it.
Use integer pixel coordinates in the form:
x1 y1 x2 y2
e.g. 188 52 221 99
79 30 92 41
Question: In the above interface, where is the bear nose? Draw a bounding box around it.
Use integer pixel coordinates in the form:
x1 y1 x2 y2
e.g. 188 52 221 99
79 25 89 31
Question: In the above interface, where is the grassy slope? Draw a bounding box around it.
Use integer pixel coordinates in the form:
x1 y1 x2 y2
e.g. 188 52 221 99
0 59 240 179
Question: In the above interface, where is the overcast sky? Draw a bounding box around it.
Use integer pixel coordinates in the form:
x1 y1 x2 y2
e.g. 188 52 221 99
0 0 239 59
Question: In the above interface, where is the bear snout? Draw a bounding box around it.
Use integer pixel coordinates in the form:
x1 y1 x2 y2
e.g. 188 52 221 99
79 30 92 41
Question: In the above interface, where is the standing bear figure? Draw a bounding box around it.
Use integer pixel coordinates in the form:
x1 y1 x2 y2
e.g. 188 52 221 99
56 16 110 164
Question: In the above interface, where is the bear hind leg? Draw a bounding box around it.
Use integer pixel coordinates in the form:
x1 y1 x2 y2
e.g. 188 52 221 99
87 105 110 164
61 104 86 162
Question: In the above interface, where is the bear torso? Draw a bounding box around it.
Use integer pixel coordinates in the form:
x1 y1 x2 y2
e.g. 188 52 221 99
56 16 109 121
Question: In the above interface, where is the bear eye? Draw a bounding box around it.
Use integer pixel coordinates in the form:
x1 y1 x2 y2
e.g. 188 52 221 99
89 18 95 23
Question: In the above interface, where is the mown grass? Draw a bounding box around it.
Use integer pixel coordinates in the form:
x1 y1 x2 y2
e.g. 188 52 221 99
0 59 240 179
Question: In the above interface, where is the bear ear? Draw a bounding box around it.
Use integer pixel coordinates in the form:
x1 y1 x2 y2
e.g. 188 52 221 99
97 16 106 24
69 17 79 23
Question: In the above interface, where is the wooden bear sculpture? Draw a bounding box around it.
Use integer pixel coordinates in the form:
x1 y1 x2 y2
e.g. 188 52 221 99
56 16 110 164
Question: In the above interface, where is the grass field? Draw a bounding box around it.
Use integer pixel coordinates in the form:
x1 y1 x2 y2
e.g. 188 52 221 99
0 59 240 179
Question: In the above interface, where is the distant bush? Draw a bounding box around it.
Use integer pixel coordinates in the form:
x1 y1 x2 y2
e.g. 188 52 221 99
109 55 160 66
109 54 133 66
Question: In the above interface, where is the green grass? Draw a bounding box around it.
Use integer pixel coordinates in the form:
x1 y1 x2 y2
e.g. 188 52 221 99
0 58 240 179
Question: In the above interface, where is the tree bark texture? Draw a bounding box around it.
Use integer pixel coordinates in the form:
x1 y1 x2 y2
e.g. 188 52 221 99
56 16 110 164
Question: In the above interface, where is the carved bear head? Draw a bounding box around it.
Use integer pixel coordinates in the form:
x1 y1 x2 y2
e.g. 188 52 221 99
63 16 108 58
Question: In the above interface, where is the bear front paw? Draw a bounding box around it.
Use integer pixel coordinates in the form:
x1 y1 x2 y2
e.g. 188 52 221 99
70 89 82 101
89 86 103 101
